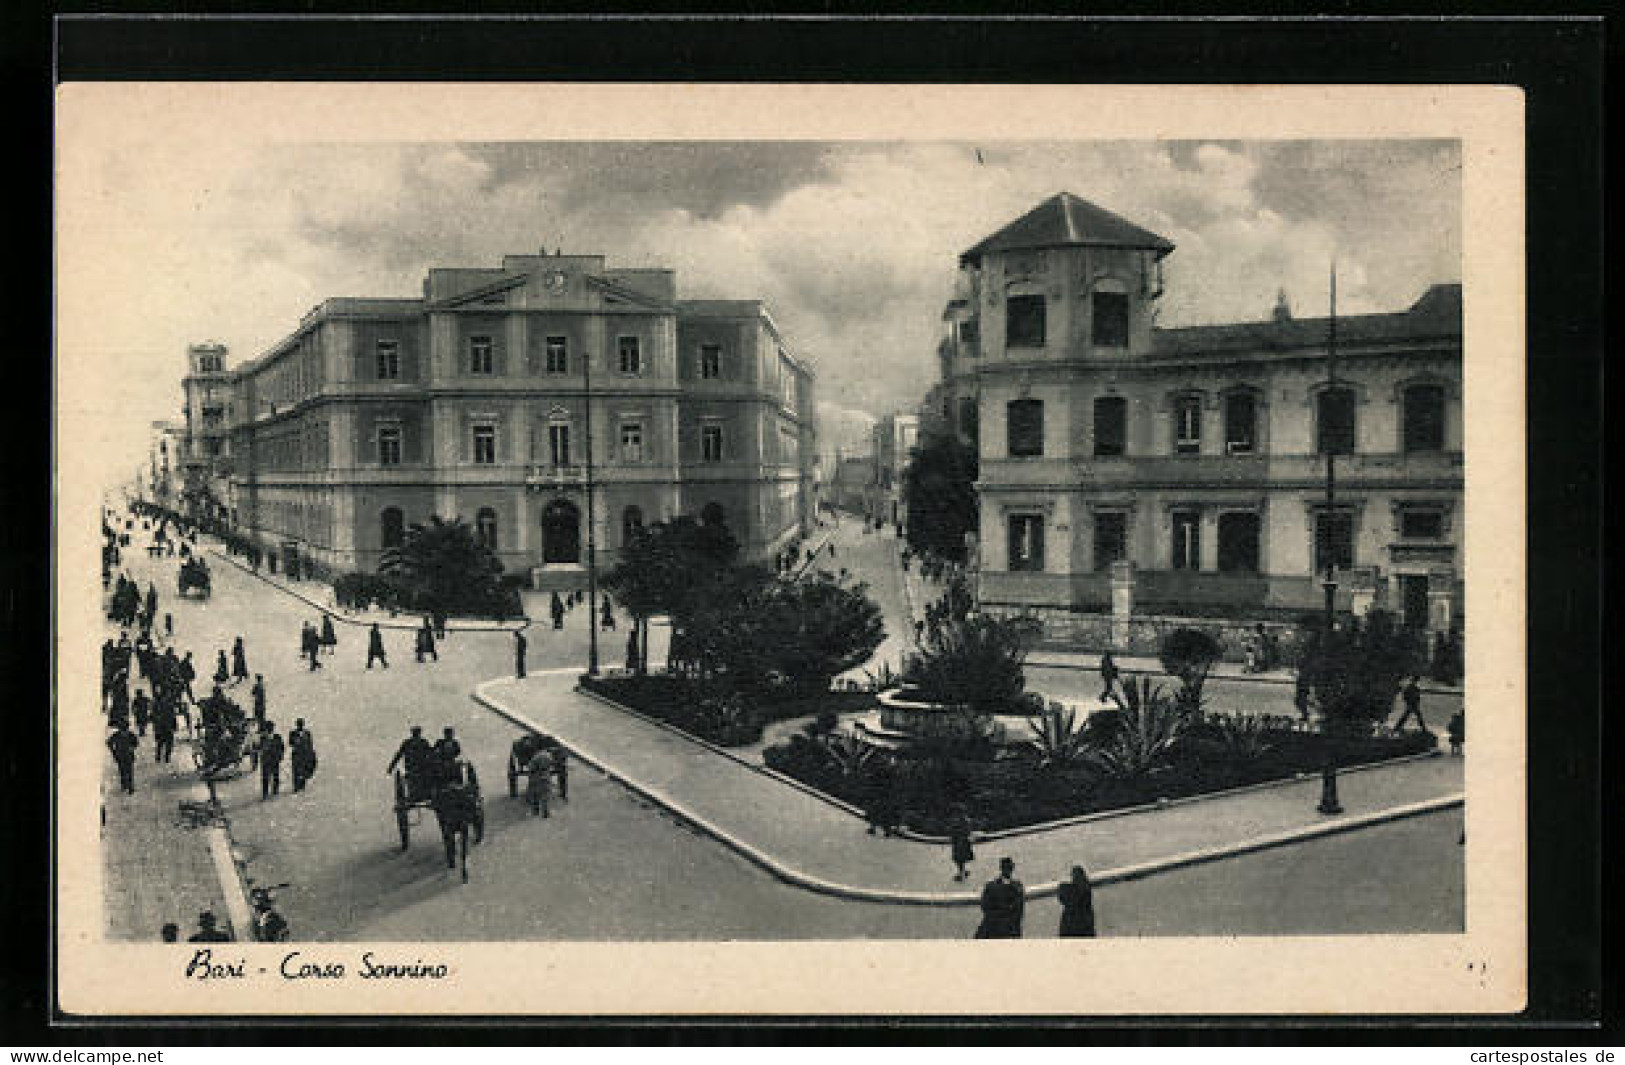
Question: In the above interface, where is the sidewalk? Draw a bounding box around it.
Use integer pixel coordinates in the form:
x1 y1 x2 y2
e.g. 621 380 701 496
476 672 1463 905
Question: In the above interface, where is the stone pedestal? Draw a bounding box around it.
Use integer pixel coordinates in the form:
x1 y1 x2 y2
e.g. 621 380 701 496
1427 567 1456 633
1109 560 1136 647
1348 565 1379 617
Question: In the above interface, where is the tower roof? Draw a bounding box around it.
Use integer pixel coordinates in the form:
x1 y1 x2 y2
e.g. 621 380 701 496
960 192 1174 266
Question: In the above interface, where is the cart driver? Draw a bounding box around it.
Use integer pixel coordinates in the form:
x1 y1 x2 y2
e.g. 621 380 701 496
386 726 434 802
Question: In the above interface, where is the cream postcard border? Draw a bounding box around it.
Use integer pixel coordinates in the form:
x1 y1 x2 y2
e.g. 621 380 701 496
53 82 1526 1016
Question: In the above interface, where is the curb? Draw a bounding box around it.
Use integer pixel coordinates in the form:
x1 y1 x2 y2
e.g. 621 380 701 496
206 545 529 634
1025 656 1464 697
472 677 1465 907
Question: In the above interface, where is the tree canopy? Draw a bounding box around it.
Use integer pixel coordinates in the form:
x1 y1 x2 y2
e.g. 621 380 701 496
378 515 515 617
602 515 740 622
902 430 979 563
1297 610 1421 732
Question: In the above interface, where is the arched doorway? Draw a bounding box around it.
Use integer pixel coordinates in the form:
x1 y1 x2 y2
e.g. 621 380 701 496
541 498 581 564
380 507 405 550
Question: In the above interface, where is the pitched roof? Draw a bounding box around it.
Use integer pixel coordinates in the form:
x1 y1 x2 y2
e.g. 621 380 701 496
960 192 1175 265
1151 284 1461 358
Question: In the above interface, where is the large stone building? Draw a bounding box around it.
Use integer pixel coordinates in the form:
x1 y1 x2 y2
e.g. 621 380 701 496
144 420 185 510
869 412 920 530
225 252 817 582
936 192 1463 632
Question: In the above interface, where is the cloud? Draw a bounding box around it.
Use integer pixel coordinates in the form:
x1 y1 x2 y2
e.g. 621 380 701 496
58 137 1458 479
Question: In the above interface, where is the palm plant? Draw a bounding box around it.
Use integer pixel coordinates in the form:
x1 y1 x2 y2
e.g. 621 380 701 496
1213 714 1276 761
1092 677 1185 779
818 731 878 778
1026 701 1092 769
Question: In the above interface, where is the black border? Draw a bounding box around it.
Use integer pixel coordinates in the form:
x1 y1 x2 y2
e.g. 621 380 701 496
14 11 1607 1042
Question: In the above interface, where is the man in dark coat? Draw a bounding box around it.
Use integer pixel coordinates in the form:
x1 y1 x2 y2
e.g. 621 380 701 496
366 623 388 669
1393 676 1427 732
107 722 138 794
258 722 284 800
550 592 565 630
231 636 249 683
513 629 527 679
974 857 1026 939
600 597 616 631
387 726 434 801
213 650 230 686
288 718 317 792
550 744 569 802
131 689 151 736
187 911 231 943
320 613 336 653
415 618 437 663
1057 865 1097 937
1099 652 1120 701
250 675 267 723
151 695 177 764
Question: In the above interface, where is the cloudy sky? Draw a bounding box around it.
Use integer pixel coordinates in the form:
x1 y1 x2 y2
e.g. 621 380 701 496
58 138 1459 474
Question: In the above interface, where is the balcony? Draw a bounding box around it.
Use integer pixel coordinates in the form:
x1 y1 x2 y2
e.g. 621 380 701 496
1387 540 1456 566
525 464 587 491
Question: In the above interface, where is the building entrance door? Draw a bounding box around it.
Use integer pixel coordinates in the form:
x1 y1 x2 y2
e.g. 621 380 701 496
541 499 581 564
1399 574 1430 630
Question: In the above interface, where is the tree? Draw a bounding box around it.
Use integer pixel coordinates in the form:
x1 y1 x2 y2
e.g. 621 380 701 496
902 430 979 563
379 515 513 617
603 516 740 674
1297 609 1420 736
1092 677 1184 779
1159 627 1225 718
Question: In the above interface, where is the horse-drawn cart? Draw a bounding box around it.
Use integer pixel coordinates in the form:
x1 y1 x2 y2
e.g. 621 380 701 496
505 733 560 797
393 762 485 882
177 558 212 599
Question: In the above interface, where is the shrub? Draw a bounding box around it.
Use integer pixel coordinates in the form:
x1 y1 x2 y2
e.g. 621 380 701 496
904 612 1040 716
1160 627 1224 718
1092 677 1185 779
1026 701 1092 769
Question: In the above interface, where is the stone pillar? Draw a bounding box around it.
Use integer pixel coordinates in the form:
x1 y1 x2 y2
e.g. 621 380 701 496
1348 566 1379 617
1427 566 1456 633
1109 560 1136 647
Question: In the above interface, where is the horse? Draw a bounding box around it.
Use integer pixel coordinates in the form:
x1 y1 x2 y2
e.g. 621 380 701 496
429 760 485 883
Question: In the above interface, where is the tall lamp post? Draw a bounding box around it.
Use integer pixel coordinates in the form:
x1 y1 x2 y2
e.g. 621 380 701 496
582 331 601 676
1317 261 1344 816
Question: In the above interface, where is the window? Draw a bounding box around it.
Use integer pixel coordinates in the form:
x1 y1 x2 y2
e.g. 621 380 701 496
958 319 980 346
1217 512 1261 573
1317 387 1356 455
1313 511 1355 575
1174 395 1202 454
472 424 497 465
377 425 401 466
1007 514 1045 572
548 423 571 467
1092 292 1130 348
1172 510 1202 570
1400 509 1444 540
1402 384 1446 453
958 397 980 444
1006 399 1044 457
1094 396 1127 456
622 506 644 545
1006 295 1046 347
545 336 569 374
1224 392 1258 454
620 422 644 463
469 336 494 375
700 344 722 379
476 508 499 552
618 336 642 375
376 341 400 380
1093 512 1127 571
380 507 405 550
702 424 724 462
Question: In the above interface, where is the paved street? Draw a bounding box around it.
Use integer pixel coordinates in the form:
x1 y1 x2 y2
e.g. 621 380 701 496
100 515 1462 941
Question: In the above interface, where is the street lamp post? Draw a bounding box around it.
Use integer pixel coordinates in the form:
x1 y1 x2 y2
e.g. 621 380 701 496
1317 261 1344 816
582 330 600 677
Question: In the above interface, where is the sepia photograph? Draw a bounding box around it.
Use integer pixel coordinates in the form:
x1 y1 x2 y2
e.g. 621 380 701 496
53 82 1526 1017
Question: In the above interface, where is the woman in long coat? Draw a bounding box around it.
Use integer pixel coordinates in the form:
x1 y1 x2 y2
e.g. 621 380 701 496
948 808 975 881
213 650 230 685
231 636 249 683
1057 865 1097 937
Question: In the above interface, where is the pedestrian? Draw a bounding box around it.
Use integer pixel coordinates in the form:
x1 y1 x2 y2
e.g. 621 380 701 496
250 674 266 723
320 613 337 654
434 727 461 765
163 612 173 638
415 618 437 663
600 597 616 631
550 743 569 802
1393 676 1427 732
145 583 158 628
948 807 975 881
131 689 151 736
525 746 552 816
289 718 317 792
624 627 639 675
258 721 284 800
1057 865 1097 937
1293 673 1311 724
231 636 249 684
160 923 179 943
550 592 565 630
303 622 323 671
1447 711 1464 756
106 721 138 794
1099 651 1120 701
213 650 230 686
151 696 176 764
366 623 388 669
514 628 527 679
974 857 1026 939
107 680 130 731
187 911 232 943
433 610 447 640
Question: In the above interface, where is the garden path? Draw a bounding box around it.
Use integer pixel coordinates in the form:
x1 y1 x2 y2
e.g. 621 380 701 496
477 672 1464 903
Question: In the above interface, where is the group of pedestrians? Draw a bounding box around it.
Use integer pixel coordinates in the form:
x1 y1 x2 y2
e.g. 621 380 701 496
299 615 336 669
944 812 1098 938
547 589 618 632
385 725 468 801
